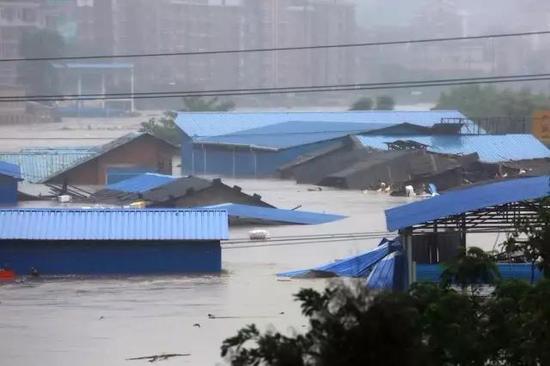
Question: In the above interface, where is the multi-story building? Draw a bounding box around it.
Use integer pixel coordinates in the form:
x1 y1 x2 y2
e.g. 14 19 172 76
0 0 45 86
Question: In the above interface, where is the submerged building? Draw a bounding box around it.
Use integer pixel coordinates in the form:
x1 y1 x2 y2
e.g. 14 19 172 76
0 208 228 275
0 161 22 205
175 110 475 178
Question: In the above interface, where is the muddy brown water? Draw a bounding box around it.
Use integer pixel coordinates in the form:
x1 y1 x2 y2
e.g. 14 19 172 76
0 179 497 365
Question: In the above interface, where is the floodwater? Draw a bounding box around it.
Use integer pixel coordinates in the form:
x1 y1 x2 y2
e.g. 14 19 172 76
0 179 494 365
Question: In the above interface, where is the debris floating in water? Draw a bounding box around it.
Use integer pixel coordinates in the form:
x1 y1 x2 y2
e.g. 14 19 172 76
126 353 190 363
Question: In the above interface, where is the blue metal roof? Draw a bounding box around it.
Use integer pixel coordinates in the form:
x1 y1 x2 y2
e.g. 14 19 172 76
197 121 391 149
278 241 390 278
202 203 346 225
0 150 94 183
0 209 228 241
386 175 550 231
357 134 550 163
176 110 471 138
366 251 398 289
105 173 177 193
416 263 544 283
0 161 22 180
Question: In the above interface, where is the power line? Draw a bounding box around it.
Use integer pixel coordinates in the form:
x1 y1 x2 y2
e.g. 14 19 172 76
1 30 549 63
6 72 550 101
2 73 550 102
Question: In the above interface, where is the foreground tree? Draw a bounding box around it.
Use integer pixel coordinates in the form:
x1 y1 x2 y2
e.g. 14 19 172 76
502 197 550 280
221 248 550 365
440 247 501 292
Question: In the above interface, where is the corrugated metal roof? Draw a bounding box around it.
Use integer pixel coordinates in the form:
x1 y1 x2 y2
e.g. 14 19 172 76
278 241 390 278
385 175 550 231
203 203 345 225
366 252 398 289
356 134 550 163
197 121 390 149
176 110 471 138
0 150 94 183
105 173 177 193
0 208 228 240
0 160 22 180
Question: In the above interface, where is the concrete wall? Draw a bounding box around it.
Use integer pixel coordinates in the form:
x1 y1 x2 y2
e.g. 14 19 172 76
0 239 221 275
51 135 176 185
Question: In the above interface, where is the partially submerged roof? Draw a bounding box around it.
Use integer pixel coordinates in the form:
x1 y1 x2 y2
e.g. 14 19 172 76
278 240 391 278
357 134 550 163
43 132 178 183
105 173 177 193
202 203 346 225
176 110 471 138
0 161 22 180
0 208 228 240
385 175 550 231
0 149 94 183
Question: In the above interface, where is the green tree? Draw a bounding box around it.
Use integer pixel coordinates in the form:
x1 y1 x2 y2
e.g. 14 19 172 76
440 247 501 292
502 197 550 280
139 111 181 146
349 96 374 111
435 85 550 132
375 95 395 110
17 29 65 97
181 97 235 112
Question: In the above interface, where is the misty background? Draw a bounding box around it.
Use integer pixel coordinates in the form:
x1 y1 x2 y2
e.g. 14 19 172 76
1 0 550 111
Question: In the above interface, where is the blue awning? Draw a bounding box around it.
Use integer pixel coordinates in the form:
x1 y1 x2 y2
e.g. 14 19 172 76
386 176 550 231
202 203 346 225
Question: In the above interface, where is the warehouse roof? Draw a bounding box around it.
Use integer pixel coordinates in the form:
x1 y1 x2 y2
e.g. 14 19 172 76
43 132 178 183
196 121 391 149
385 175 550 231
0 161 22 180
356 134 550 163
202 203 346 225
0 149 94 183
176 110 472 138
0 208 228 240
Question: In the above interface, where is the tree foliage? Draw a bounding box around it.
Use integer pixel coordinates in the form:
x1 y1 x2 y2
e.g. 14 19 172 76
17 29 65 96
139 111 181 146
502 197 550 280
349 97 374 111
375 95 395 110
440 247 501 292
181 97 235 112
222 247 550 366
435 85 550 119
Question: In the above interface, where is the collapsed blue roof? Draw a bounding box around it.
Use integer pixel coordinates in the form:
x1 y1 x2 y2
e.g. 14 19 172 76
196 121 391 149
202 203 346 225
0 209 228 241
105 173 177 193
356 134 550 163
366 252 400 290
278 240 392 278
386 175 550 231
176 110 471 138
0 161 22 180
